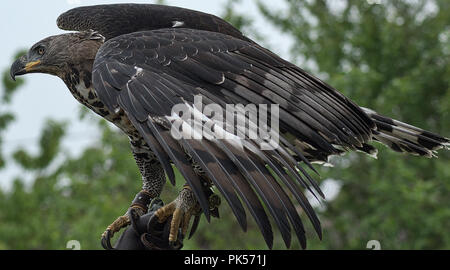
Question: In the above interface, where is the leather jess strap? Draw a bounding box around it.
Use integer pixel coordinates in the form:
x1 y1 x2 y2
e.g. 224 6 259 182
130 190 153 213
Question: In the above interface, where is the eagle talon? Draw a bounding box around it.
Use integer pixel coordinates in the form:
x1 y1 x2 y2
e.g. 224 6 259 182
146 187 201 247
101 230 114 250
101 206 144 250
100 191 157 249
169 240 183 250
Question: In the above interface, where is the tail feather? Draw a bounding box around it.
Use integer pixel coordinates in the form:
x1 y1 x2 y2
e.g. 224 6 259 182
362 107 449 158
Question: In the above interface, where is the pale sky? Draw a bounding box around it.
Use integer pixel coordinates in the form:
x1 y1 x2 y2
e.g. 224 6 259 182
0 0 294 190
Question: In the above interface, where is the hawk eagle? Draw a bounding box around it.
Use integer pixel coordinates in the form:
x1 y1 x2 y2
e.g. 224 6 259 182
10 4 449 249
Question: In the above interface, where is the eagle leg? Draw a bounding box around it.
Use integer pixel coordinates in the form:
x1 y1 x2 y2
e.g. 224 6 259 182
147 184 221 247
101 190 153 249
148 185 201 247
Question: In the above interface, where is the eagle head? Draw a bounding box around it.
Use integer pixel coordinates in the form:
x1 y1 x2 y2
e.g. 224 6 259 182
10 31 104 81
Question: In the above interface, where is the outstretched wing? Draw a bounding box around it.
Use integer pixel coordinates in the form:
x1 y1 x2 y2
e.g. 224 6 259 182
91 28 375 249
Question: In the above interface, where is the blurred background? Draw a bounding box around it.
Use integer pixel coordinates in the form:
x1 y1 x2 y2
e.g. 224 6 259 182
0 0 448 250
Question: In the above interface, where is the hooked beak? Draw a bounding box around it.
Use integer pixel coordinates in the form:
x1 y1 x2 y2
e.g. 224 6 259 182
10 55 41 81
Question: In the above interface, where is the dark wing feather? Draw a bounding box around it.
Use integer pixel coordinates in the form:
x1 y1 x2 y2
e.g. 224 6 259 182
91 28 376 248
145 120 211 220
214 139 293 248
57 4 249 41
178 137 248 231
198 141 275 248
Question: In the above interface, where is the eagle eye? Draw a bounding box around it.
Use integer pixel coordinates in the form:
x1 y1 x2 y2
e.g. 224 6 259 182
36 46 46 56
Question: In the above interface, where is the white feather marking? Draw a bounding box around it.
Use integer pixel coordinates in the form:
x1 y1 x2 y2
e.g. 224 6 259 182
172 21 185 28
216 73 225 85
360 106 377 115
178 54 188 61
444 142 450 150
310 161 335 167
127 66 144 84
75 83 92 100
134 66 143 74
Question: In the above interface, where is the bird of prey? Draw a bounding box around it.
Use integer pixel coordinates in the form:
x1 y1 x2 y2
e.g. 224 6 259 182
10 4 449 249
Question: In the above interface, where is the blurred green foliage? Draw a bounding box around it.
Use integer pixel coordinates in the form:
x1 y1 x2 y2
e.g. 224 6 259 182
0 0 448 250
